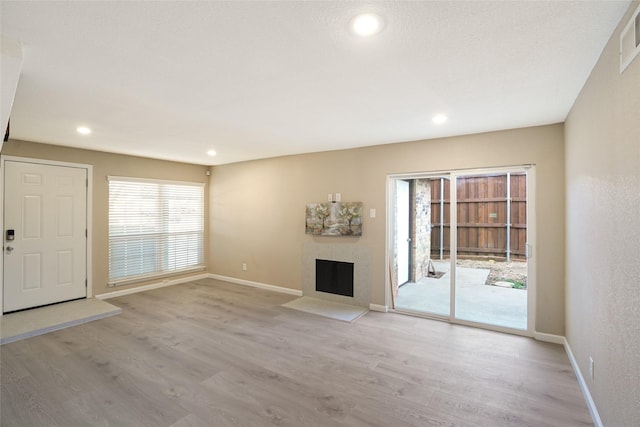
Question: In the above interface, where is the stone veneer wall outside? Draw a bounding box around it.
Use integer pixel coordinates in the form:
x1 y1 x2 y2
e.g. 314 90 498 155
412 179 431 281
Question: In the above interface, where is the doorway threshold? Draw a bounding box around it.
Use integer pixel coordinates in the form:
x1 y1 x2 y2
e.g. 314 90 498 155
0 298 121 345
393 307 450 322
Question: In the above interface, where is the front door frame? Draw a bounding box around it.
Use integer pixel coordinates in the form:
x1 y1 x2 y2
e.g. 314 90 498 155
0 155 93 316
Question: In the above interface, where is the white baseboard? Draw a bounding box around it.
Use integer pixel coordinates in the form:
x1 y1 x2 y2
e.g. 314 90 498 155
564 338 603 427
208 274 303 296
533 331 565 344
369 304 388 312
96 273 209 300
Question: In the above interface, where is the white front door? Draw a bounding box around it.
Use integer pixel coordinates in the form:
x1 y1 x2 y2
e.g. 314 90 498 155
3 160 87 313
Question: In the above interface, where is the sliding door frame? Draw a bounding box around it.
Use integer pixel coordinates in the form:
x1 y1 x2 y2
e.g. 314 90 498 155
387 165 536 337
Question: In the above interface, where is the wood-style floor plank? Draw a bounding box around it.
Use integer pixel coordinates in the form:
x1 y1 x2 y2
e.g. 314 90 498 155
1 279 593 426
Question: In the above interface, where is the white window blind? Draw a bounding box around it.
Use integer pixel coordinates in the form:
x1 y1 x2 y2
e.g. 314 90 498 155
108 176 204 286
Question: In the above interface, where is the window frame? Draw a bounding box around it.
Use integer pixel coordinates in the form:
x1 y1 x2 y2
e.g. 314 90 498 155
107 176 205 286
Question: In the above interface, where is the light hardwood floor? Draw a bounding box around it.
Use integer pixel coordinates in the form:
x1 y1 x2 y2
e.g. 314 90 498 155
1 278 593 426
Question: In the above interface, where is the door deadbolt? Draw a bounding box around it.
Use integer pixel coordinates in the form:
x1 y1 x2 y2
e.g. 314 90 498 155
6 229 15 241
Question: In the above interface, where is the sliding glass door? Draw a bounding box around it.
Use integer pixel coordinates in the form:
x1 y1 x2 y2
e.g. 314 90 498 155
391 166 533 334
393 176 450 317
452 170 529 330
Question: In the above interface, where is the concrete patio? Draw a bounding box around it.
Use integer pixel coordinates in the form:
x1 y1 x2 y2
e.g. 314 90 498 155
394 261 527 330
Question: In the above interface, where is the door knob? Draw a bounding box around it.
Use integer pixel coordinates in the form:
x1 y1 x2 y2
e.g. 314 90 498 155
6 246 14 253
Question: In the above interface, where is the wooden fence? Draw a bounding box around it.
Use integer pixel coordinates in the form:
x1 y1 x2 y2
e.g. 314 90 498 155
430 173 527 261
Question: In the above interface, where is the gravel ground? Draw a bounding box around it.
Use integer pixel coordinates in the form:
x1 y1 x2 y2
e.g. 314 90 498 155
456 258 528 288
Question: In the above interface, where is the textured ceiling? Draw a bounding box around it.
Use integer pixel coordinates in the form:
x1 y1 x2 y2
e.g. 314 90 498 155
0 1 631 165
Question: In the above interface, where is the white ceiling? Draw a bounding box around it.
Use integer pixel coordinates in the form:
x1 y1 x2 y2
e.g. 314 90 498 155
1 1 631 166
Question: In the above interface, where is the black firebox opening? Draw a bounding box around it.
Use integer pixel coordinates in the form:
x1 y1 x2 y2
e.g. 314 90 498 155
315 259 354 297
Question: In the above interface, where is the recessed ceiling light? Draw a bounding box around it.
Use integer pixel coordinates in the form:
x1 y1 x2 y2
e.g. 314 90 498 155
351 13 383 37
207 150 217 157
76 126 92 135
432 114 448 125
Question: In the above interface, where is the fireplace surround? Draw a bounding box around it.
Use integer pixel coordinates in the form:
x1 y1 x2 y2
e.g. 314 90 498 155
302 242 370 308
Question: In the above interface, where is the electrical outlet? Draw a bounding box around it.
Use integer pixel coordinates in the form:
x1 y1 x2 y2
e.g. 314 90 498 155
242 263 247 271
589 357 594 380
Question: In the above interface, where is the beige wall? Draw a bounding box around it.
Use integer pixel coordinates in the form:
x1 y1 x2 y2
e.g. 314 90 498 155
210 123 566 335
564 1 640 425
1 139 210 296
